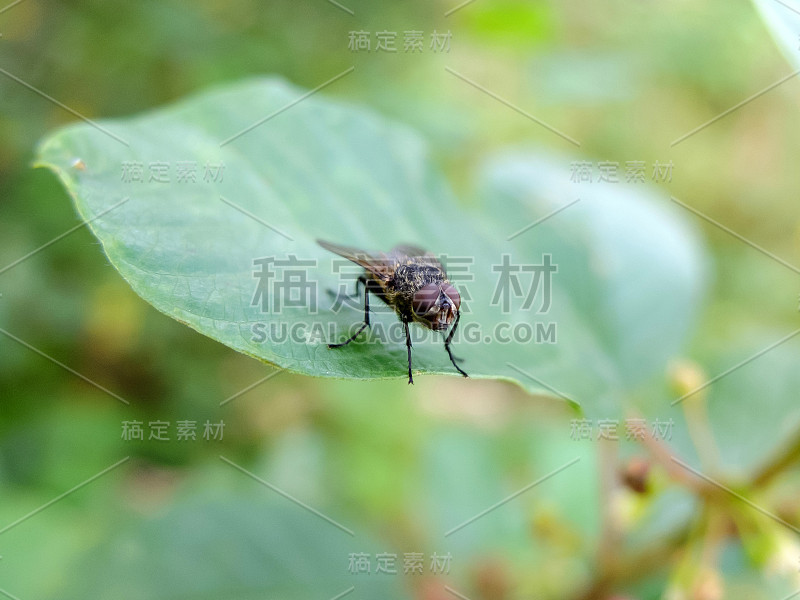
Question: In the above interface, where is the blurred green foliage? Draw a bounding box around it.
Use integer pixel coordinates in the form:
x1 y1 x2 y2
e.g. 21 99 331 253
2 1 800 599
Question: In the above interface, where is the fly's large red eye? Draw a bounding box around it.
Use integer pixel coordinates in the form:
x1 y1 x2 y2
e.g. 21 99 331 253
412 283 439 316
442 283 461 311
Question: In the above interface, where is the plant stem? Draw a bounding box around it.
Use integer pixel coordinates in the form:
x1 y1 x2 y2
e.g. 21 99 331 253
751 430 800 488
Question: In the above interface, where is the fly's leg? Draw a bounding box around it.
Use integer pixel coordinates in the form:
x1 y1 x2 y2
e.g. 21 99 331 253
442 335 466 363
328 277 370 348
404 320 413 385
444 312 468 378
326 275 366 302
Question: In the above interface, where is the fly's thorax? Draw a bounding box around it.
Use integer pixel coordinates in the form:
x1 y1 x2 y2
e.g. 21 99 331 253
390 263 446 294
384 264 444 323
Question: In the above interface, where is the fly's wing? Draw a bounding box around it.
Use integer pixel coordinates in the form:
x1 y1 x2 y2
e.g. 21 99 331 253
389 244 445 272
389 244 429 258
317 239 395 281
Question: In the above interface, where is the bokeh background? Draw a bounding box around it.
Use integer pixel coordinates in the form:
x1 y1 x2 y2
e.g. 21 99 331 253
2 1 800 598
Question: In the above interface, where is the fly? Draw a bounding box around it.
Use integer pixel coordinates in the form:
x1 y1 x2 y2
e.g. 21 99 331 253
318 239 468 384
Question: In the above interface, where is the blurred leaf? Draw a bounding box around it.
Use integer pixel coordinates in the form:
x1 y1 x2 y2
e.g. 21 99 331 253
0 495 90 599
420 427 526 558
36 78 706 415
716 539 800 599
474 153 709 415
635 332 800 476
752 0 800 70
699 335 800 475
531 51 641 104
60 495 409 600
419 425 599 566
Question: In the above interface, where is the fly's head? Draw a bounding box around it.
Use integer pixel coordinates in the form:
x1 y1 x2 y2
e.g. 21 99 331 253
411 282 461 331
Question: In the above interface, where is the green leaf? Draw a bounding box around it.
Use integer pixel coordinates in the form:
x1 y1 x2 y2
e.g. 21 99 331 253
663 334 800 475
474 153 709 393
35 77 707 413
420 425 600 554
59 495 408 600
752 0 800 70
